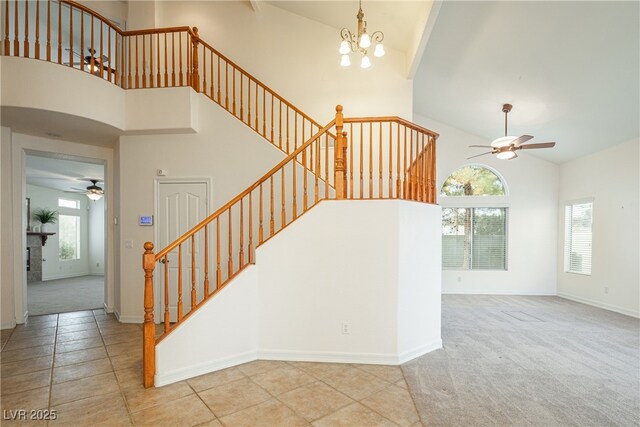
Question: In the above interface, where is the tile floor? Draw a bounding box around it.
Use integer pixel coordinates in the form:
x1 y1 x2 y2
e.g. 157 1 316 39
1 310 422 426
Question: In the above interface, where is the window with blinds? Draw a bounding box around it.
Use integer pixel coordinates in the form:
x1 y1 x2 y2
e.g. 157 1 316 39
564 201 593 275
442 207 507 270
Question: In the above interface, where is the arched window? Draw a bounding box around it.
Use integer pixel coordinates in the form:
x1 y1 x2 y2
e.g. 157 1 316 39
440 165 508 270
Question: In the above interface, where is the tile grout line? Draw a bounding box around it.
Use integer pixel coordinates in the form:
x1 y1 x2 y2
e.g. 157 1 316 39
186 378 221 425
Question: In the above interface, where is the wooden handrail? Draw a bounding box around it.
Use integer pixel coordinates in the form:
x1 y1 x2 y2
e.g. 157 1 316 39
155 118 337 260
343 116 439 138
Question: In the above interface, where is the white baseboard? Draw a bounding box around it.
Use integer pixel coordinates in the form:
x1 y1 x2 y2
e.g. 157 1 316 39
557 292 639 318
257 349 401 365
398 339 443 364
442 289 556 296
155 351 257 387
41 272 92 281
1 321 17 330
103 302 111 313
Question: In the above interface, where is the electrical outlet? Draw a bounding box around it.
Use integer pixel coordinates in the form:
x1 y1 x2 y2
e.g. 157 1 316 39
341 322 350 335
96 262 100 268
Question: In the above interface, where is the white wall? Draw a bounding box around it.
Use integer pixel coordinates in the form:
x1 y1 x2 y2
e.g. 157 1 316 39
89 196 105 275
557 138 639 317
26 185 90 280
155 200 442 386
1 127 15 329
414 114 560 295
153 1 413 123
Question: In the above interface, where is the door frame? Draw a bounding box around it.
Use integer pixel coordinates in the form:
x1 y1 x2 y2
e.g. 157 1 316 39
153 177 212 323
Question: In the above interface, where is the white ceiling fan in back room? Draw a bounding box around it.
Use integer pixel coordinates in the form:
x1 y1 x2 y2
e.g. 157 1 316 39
65 179 104 201
468 104 556 160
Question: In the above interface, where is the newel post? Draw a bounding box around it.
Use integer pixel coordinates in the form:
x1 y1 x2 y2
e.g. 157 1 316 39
142 242 156 388
334 105 348 199
191 27 200 92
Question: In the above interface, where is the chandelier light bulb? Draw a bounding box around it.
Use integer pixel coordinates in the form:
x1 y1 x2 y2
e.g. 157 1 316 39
374 42 385 57
87 191 103 201
360 55 371 69
496 151 516 160
340 54 351 67
339 40 351 55
359 32 371 49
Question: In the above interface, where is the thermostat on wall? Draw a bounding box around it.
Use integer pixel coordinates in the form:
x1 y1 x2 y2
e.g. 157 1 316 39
139 215 153 226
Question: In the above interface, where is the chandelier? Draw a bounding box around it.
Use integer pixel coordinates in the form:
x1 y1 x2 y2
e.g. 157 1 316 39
338 0 385 68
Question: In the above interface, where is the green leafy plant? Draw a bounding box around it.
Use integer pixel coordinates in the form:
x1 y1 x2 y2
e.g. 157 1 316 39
32 208 58 224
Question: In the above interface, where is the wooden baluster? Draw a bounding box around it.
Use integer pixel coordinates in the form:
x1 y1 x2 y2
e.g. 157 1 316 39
216 55 220 102
269 176 274 236
421 133 427 202
24 0 28 57
247 79 251 125
239 74 243 119
227 208 233 277
292 157 297 219
202 45 207 94
359 123 364 199
396 123 401 198
128 36 132 88
255 83 259 132
225 61 228 109
314 139 319 202
281 168 286 228
404 127 408 199
325 132 330 199
56 0 61 62
148 34 153 87
216 217 221 289
409 129 415 200
271 95 274 144
191 28 199 91
4 0 9 55
171 33 175 86
278 100 282 149
248 193 253 263
12 0 18 56
35 0 40 59
239 198 244 266
369 122 373 199
116 33 120 87
190 235 196 309
108 27 112 81
142 34 146 88
294 112 298 150
67 4 71 65
46 0 50 61
210 50 213 98
178 32 183 86
389 123 393 198
80 12 84 71
135 35 139 88
302 149 308 211
432 136 437 203
158 33 163 87
142 242 156 389
163 254 169 332
186 31 190 85
349 123 353 198
259 184 264 244
334 105 345 199
204 225 210 296
286 108 289 153
177 244 183 321
262 87 266 137
99 21 104 77
232 66 236 115
379 122 383 198
90 17 95 72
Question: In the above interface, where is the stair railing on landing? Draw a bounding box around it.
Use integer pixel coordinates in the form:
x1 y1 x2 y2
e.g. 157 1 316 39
141 105 439 387
2 0 329 158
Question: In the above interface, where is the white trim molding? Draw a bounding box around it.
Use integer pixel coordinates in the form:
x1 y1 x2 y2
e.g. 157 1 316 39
155 351 257 387
558 292 639 318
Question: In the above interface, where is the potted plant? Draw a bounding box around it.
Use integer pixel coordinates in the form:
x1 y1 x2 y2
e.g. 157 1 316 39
32 208 58 232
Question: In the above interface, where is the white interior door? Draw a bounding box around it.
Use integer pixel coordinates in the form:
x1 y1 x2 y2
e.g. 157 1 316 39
157 181 208 322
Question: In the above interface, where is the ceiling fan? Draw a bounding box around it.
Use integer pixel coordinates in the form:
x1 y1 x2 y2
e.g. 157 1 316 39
468 104 556 160
65 179 104 201
63 48 110 74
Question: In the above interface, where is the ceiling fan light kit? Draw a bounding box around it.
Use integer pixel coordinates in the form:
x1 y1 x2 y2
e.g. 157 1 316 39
469 103 556 160
66 179 104 201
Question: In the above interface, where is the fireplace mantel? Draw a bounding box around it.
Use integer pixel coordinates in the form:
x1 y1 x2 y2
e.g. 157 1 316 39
27 231 56 246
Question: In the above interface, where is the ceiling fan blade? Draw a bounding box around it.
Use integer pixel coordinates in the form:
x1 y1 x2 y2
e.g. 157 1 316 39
64 190 85 194
511 135 534 146
508 152 518 160
70 187 87 191
467 151 493 159
469 145 494 148
520 142 556 149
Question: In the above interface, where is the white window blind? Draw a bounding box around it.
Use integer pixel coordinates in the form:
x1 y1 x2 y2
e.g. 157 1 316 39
442 207 507 270
565 201 593 275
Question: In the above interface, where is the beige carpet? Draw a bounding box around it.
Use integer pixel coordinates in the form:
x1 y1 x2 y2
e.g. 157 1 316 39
27 275 104 315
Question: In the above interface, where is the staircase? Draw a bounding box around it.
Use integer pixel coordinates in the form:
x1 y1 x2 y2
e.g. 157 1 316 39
2 0 440 388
